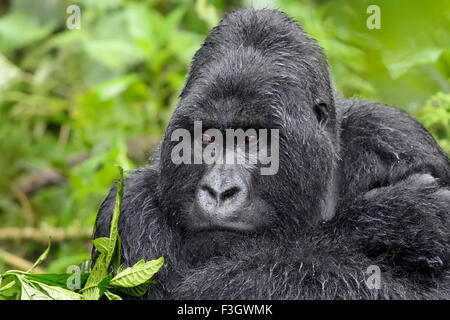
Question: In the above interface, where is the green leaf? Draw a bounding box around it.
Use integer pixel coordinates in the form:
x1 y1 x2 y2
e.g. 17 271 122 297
110 257 164 288
104 290 122 300
0 12 56 52
0 274 19 299
83 39 144 71
383 47 444 79
115 280 152 297
93 237 110 255
96 74 140 101
32 282 83 300
25 273 89 288
195 0 219 28
82 166 125 300
18 277 52 300
0 54 22 91
105 166 124 268
81 254 108 300
27 238 51 273
111 235 121 272
0 281 15 292
97 275 112 298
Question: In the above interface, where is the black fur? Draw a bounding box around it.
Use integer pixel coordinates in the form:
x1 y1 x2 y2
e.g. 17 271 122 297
93 9 450 299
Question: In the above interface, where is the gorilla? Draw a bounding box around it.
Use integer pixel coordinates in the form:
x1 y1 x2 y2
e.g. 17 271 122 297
93 9 450 299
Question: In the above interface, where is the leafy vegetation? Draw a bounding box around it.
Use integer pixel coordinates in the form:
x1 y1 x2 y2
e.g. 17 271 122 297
0 0 448 284
0 167 164 300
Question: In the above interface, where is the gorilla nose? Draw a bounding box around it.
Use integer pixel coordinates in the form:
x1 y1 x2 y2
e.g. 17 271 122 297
195 166 248 218
200 184 242 205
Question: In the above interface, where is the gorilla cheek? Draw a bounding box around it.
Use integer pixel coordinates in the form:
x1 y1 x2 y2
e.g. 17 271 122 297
260 138 332 227
159 141 204 218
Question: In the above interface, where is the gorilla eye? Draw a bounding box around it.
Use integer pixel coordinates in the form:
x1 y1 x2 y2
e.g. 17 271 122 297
313 103 329 127
201 134 214 144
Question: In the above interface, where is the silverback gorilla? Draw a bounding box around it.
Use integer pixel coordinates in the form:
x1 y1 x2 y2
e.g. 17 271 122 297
93 9 450 299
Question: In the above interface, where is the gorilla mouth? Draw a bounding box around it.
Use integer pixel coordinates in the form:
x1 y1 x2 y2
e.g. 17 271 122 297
191 222 258 234
186 200 271 235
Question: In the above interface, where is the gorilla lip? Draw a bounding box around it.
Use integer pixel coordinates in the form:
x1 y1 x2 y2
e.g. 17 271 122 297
187 209 259 234
193 226 255 235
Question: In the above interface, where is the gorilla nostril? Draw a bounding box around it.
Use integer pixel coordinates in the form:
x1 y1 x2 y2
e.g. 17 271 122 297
220 186 240 201
201 185 217 199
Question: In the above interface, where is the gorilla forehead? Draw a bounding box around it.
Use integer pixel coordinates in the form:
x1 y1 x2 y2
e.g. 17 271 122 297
175 9 332 129
176 90 283 130
175 49 311 129
174 52 288 130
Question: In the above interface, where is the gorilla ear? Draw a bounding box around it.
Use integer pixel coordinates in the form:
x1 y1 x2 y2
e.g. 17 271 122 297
313 103 329 128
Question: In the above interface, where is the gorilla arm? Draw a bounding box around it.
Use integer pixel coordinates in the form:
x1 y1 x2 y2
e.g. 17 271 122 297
335 100 450 294
339 173 450 285
171 231 422 299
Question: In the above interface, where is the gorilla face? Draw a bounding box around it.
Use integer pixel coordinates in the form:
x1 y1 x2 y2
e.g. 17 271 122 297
157 10 340 261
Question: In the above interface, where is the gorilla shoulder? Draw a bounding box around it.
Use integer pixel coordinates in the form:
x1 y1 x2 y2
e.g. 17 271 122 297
93 167 164 261
337 98 450 199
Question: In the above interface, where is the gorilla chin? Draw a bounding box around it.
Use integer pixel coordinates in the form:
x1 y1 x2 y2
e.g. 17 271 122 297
183 196 274 263
182 227 259 265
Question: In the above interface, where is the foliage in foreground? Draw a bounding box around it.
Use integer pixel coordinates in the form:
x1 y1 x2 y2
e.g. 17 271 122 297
0 167 164 300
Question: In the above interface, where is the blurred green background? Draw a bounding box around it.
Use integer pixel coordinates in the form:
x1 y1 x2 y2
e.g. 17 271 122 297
0 0 449 273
